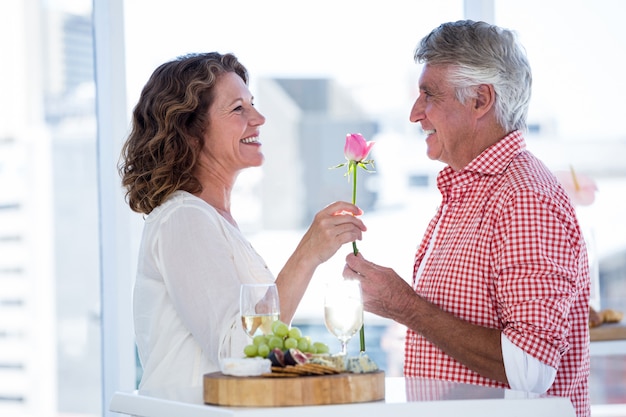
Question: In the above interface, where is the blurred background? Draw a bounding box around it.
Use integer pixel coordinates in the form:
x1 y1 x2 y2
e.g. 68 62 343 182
0 0 625 416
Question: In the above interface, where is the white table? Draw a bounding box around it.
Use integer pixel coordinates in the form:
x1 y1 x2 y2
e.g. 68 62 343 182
109 377 575 417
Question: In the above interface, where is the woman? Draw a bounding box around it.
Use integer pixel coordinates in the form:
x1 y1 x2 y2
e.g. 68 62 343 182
119 52 365 396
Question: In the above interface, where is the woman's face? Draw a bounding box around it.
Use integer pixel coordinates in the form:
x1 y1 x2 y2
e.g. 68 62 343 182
200 71 266 175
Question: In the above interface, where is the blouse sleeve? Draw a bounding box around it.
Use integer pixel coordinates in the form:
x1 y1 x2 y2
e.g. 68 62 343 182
154 203 249 362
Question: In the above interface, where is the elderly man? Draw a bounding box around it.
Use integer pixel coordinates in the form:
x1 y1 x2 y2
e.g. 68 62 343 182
344 20 590 417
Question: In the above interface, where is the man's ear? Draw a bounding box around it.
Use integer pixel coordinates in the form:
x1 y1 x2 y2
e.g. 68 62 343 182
474 84 496 116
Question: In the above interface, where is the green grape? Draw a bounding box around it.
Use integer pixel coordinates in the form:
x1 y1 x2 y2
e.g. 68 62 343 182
243 344 258 357
268 335 284 350
248 321 329 357
270 320 284 333
257 344 270 358
313 342 329 354
297 338 310 352
288 327 302 339
284 337 298 350
270 320 279 333
253 335 268 346
272 320 289 338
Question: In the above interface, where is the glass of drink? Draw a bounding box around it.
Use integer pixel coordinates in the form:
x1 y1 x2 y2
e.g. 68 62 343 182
240 283 280 338
324 279 363 355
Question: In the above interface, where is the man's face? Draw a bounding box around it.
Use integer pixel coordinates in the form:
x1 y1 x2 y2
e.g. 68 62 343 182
409 64 479 171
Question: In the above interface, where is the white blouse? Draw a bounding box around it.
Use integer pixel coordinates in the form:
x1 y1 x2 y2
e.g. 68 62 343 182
133 190 275 396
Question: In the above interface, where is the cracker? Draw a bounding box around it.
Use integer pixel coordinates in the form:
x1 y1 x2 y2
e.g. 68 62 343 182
268 363 343 377
294 365 325 375
282 365 312 375
262 372 299 378
302 363 340 374
270 366 299 374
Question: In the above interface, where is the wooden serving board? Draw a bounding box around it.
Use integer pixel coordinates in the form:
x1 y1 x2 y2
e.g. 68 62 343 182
590 323 626 342
203 370 385 407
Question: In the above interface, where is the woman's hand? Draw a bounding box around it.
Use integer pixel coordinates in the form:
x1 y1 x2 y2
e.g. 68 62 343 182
276 201 366 323
297 201 367 266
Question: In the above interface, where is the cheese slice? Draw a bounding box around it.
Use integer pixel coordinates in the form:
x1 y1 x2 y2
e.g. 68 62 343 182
220 357 272 377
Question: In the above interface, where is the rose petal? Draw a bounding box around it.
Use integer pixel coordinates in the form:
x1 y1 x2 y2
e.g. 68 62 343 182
344 133 374 162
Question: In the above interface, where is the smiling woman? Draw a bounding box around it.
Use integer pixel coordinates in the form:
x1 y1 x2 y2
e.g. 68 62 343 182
117 51 366 398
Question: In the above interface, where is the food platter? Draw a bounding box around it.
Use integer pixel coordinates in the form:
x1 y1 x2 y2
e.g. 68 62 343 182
203 370 385 407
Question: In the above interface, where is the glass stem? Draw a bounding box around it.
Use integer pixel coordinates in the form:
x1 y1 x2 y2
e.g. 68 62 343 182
340 340 348 356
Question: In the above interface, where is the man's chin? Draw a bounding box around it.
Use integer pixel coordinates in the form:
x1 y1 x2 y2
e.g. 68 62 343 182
425 148 440 162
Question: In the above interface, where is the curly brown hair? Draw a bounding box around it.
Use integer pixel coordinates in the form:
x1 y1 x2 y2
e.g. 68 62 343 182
119 52 249 214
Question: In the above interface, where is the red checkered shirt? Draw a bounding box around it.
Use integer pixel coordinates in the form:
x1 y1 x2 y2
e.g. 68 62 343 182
404 131 590 417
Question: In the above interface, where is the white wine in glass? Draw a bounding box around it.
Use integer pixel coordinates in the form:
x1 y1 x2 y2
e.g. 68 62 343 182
240 283 280 338
324 279 364 355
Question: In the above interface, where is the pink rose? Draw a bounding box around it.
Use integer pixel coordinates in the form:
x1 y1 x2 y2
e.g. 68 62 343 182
334 132 376 353
344 133 375 162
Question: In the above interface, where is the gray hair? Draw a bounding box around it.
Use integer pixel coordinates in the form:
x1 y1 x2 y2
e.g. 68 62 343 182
414 20 532 133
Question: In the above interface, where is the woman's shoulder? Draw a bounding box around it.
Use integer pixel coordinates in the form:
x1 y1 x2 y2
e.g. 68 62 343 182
146 190 218 222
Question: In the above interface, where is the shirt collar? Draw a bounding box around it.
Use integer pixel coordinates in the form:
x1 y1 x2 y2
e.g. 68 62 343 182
437 130 526 198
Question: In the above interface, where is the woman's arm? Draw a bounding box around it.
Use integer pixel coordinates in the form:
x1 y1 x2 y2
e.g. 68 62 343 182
276 201 366 323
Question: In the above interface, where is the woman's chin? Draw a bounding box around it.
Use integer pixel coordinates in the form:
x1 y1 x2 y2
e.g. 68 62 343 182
244 156 264 168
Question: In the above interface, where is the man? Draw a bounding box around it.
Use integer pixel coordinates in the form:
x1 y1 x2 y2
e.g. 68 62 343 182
343 20 590 417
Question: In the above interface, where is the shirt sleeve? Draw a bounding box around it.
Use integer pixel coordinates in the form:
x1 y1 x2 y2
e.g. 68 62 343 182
155 204 248 362
493 186 584 369
502 332 557 393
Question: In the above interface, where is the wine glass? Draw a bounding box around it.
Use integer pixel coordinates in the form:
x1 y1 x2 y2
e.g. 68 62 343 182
324 279 364 356
240 283 280 338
